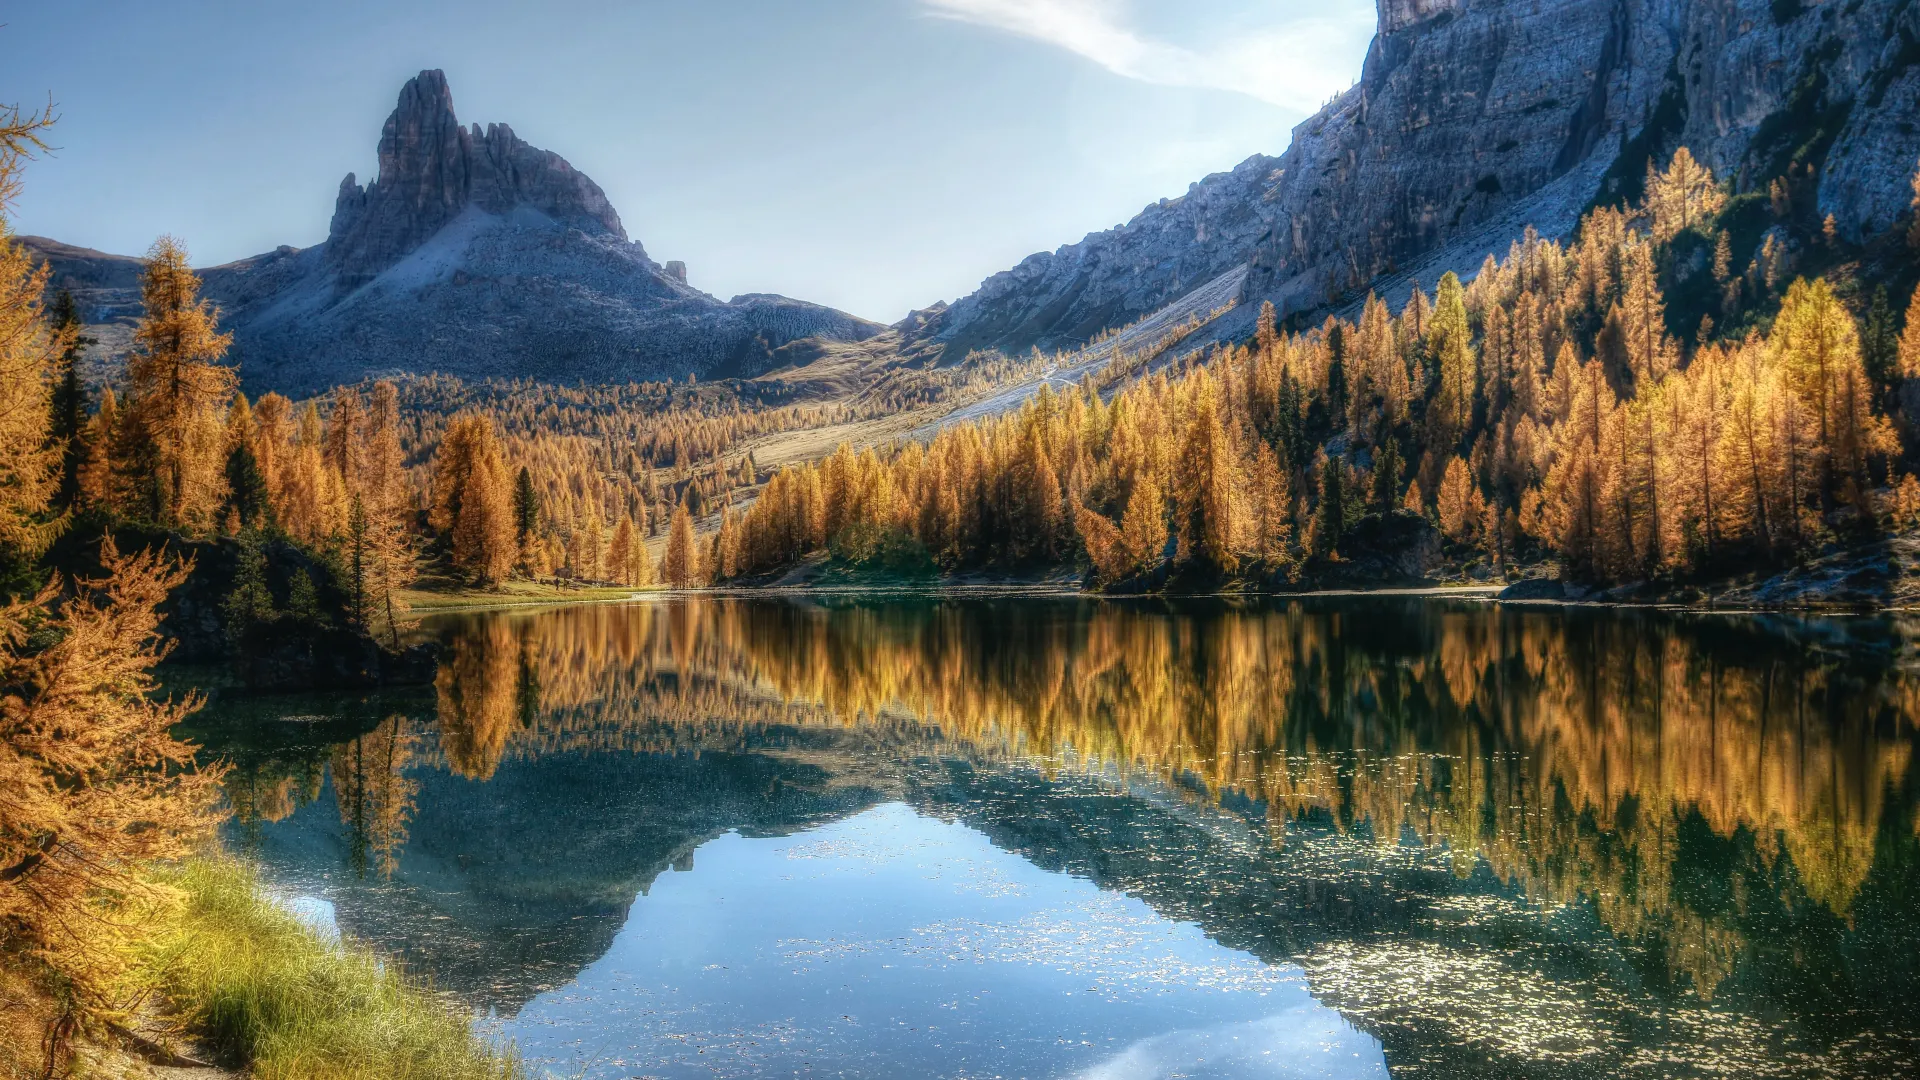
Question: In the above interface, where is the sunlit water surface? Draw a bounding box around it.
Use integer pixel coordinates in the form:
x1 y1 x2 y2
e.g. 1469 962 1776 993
192 595 1920 1078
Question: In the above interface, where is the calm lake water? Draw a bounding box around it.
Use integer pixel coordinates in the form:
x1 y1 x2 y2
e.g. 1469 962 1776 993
188 595 1920 1078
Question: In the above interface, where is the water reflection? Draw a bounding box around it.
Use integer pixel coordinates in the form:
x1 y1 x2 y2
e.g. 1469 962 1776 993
196 596 1920 1077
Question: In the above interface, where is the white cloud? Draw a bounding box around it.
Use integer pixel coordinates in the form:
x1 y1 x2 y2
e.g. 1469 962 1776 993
921 0 1375 113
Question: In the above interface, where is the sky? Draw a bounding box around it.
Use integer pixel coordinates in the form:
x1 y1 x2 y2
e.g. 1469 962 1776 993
3 0 1376 324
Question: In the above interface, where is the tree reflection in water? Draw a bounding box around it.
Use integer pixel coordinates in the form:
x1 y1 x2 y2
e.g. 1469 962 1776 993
208 596 1920 1075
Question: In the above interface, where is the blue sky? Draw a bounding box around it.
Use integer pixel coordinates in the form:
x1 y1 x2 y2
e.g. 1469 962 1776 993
4 0 1375 322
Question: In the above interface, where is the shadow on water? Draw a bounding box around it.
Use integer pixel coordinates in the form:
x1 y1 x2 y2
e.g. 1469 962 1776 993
187 595 1920 1077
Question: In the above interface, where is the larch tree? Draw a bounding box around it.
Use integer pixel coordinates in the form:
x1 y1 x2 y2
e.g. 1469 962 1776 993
362 382 413 646
126 236 236 531
1645 147 1725 242
1118 473 1168 575
0 114 63 572
1616 238 1675 387
1898 283 1920 380
664 503 698 587
1427 271 1477 459
77 387 118 514
456 421 515 586
1 541 224 1044
609 516 636 586
324 385 364 492
1437 456 1476 543
1774 277 1868 507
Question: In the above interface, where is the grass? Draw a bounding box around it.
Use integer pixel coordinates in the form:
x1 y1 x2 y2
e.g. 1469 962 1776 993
399 577 659 613
143 855 525 1080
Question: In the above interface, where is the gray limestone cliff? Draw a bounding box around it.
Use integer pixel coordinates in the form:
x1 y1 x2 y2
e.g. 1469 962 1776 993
917 0 1920 360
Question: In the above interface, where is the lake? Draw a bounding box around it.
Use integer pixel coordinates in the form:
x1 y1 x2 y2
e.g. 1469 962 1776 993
189 595 1920 1078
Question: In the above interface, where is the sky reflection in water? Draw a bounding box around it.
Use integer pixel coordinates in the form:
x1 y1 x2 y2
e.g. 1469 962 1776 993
500 802 1384 1079
197 595 1920 1078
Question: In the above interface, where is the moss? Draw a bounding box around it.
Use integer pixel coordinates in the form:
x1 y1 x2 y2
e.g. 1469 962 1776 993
142 855 523 1080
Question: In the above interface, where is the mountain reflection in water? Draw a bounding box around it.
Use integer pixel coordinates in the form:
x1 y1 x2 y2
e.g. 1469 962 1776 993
194 596 1920 1078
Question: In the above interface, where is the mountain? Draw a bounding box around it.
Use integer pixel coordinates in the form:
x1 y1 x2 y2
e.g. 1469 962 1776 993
913 0 1920 361
29 70 882 395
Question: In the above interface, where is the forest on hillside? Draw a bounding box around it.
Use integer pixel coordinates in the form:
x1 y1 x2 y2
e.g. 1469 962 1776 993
13 148 1920 623
717 150 1920 591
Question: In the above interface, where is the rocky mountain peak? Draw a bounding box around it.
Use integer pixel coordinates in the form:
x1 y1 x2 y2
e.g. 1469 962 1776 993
920 0 1920 365
1376 0 1465 35
326 69 626 287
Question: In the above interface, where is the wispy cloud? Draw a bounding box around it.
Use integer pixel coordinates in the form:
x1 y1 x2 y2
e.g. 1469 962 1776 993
921 0 1374 112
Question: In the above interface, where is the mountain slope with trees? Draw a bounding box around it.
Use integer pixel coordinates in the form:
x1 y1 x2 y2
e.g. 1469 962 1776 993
910 0 1920 371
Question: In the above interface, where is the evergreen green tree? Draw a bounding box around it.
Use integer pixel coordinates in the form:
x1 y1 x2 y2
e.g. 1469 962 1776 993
287 566 323 625
1326 323 1349 439
346 494 369 628
47 289 91 512
1864 285 1899 395
511 465 539 547
224 440 270 531
223 528 276 644
1371 438 1402 512
1314 454 1345 556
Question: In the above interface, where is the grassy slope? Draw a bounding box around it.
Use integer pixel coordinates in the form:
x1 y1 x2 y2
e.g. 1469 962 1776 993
143 856 522 1080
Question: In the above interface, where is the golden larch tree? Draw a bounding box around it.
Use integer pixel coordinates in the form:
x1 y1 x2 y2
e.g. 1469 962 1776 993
126 236 236 531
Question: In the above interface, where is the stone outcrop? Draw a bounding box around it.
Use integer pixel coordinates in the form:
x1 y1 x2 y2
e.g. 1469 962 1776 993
916 0 1920 361
325 70 625 289
35 70 881 395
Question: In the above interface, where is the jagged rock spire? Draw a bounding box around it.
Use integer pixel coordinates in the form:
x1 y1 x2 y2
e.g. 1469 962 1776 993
327 69 625 287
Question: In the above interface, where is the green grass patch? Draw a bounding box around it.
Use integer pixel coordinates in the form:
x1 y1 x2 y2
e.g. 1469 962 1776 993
145 856 525 1080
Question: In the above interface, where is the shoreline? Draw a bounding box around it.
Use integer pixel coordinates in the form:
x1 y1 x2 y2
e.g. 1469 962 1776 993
401 578 1920 619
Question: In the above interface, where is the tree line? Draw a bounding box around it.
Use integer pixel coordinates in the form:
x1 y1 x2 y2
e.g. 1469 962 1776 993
715 149 1920 588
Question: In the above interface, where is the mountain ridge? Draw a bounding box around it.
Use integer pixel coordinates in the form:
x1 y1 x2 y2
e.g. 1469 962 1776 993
910 0 1920 365
31 69 882 396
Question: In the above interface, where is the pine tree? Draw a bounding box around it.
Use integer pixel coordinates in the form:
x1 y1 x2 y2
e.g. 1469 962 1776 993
1372 438 1402 512
1325 323 1349 438
222 397 271 531
223 527 276 643
512 465 540 552
46 290 90 513
1313 451 1346 555
346 495 370 627
1863 286 1898 394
